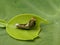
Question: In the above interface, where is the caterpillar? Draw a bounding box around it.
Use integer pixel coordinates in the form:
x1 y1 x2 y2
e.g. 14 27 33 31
16 17 36 30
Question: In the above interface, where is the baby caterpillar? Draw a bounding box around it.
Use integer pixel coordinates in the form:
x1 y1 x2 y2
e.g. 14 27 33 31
16 17 36 30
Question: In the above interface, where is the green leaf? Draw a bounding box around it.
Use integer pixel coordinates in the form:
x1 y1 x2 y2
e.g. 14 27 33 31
0 0 60 45
6 14 47 40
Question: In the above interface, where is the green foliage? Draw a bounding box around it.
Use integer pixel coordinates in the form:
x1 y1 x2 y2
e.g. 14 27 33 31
0 0 60 45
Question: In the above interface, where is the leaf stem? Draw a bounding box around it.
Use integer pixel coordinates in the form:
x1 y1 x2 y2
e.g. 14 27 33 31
0 19 7 28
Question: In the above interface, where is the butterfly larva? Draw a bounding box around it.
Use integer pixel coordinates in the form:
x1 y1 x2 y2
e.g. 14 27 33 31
16 17 36 30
